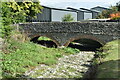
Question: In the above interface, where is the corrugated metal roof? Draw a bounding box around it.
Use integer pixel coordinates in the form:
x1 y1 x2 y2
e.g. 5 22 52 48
91 6 111 10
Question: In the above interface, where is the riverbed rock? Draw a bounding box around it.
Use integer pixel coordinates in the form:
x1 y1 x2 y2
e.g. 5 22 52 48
24 51 95 78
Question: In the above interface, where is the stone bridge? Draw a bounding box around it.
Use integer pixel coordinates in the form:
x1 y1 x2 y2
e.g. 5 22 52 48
18 22 119 48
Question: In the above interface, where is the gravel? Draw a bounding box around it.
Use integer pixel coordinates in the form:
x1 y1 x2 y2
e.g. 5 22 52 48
24 51 95 78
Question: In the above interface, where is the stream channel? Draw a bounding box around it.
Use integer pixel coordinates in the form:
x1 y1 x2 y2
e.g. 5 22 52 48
23 40 102 79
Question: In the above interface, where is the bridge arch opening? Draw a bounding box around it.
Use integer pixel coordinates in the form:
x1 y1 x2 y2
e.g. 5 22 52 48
30 36 57 48
67 38 103 51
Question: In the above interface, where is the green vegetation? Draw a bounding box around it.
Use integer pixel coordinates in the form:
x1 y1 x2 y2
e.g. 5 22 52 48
96 40 120 78
111 16 120 20
63 47 80 54
62 14 74 22
1 33 80 78
1 1 43 25
0 2 80 78
0 1 43 38
97 1 120 19
38 36 52 41
1 0 119 79
97 6 118 19
116 1 120 11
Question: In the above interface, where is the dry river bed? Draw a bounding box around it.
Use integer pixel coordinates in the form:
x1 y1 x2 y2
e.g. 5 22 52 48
24 51 95 78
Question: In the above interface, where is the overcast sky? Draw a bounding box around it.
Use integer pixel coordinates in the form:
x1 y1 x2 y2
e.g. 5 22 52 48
40 0 120 9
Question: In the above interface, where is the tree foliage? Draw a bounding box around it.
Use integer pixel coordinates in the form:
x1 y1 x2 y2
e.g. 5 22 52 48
97 1 120 19
0 0 43 38
110 12 120 20
1 0 43 25
97 6 118 19
62 14 74 22
116 1 120 11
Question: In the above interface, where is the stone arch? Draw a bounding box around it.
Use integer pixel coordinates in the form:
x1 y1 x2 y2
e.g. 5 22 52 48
64 35 105 47
30 35 60 47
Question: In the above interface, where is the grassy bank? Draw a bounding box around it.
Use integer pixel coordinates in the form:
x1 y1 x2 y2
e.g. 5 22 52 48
96 40 120 78
1 39 79 78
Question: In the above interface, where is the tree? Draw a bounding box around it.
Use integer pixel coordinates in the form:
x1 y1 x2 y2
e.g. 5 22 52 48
116 1 120 11
0 0 43 38
96 6 118 19
96 1 120 19
1 0 43 25
62 14 74 22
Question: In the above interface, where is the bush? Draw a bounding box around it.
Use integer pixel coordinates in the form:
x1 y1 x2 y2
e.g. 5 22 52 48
110 12 120 20
1 25 14 38
111 16 120 20
62 14 74 22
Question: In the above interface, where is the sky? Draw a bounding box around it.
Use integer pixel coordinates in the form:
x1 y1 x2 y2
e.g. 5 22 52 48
39 0 120 9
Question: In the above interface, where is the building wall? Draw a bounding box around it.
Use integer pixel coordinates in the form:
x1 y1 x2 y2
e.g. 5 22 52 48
37 7 51 22
26 6 103 22
84 12 92 20
92 12 99 19
77 11 84 21
51 10 77 22
27 7 51 22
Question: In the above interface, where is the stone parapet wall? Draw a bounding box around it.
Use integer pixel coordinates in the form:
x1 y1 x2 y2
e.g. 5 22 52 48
19 22 119 36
